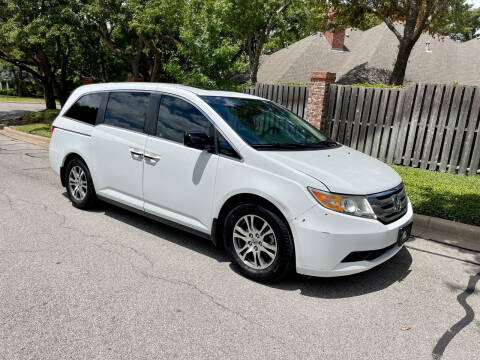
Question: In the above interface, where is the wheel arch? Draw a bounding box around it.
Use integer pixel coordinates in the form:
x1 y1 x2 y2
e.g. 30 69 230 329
60 153 90 187
213 193 293 249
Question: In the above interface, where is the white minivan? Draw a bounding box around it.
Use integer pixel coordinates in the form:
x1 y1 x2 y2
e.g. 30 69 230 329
49 83 413 282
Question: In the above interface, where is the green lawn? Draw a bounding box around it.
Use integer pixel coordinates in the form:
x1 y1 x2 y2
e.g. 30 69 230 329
15 109 60 138
0 95 45 103
391 165 480 226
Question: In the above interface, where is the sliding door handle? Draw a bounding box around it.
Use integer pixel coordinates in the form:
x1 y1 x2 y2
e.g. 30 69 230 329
144 152 161 165
129 148 144 161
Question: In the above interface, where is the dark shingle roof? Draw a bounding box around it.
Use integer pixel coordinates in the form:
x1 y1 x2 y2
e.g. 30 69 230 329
257 23 480 85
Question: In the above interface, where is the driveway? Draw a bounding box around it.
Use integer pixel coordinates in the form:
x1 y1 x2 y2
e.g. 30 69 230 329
0 102 46 124
0 133 479 359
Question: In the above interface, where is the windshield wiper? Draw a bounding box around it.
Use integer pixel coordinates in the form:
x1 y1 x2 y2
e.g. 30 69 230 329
251 141 340 150
251 143 308 149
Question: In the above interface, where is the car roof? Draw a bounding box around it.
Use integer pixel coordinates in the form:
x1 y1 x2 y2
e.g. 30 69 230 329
73 82 262 100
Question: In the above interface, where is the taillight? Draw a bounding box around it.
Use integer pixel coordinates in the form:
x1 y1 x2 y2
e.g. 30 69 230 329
51 125 55 134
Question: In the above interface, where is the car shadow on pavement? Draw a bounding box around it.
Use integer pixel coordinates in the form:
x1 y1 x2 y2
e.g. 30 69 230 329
266 247 413 299
100 201 230 262
99 200 413 298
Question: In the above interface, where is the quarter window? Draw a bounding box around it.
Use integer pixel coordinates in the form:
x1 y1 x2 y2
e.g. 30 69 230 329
217 132 240 159
64 93 104 125
104 92 150 132
157 95 213 143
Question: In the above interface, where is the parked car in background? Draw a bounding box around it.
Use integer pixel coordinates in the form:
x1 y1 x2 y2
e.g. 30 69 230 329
49 83 413 282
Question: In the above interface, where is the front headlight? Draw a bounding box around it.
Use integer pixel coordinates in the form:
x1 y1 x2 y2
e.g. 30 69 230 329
308 187 376 219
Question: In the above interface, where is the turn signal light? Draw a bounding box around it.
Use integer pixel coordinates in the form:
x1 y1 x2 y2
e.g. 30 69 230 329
309 189 344 211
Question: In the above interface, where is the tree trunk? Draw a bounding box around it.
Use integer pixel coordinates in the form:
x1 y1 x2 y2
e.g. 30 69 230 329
389 40 414 85
43 78 56 109
249 53 261 84
247 36 264 84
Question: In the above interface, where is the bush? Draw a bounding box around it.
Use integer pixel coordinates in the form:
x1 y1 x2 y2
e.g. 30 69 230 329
351 83 405 89
390 165 480 226
0 89 17 96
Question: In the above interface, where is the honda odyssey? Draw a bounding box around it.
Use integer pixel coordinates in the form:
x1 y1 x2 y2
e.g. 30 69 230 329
49 83 413 282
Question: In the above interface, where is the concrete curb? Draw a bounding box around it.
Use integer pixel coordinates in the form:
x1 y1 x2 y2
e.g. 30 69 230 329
0 126 50 148
412 214 480 252
0 126 478 252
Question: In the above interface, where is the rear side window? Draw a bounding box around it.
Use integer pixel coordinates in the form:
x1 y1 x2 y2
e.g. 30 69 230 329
157 95 213 143
64 93 104 125
104 92 150 132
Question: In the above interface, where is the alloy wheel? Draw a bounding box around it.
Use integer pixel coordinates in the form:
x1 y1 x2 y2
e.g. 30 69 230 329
68 165 88 201
232 214 277 270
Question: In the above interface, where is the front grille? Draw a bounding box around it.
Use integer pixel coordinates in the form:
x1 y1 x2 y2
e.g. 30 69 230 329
367 183 408 224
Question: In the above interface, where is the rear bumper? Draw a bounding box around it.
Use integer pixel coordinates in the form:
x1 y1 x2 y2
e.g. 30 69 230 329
290 201 413 277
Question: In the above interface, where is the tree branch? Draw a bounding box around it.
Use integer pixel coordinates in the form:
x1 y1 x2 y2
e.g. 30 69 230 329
0 50 43 80
366 1 403 41
413 0 451 40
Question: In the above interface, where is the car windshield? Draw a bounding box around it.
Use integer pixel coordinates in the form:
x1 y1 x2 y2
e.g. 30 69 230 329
201 96 339 150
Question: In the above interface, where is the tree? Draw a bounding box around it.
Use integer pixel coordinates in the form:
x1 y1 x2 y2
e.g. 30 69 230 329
224 0 294 83
84 0 184 82
309 1 469 85
164 0 246 89
263 2 312 54
0 0 81 107
83 0 147 79
438 4 480 41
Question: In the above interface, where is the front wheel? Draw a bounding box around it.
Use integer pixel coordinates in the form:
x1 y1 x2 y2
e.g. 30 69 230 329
224 203 294 283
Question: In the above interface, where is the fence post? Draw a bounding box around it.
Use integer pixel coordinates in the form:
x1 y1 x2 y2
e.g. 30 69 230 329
305 72 336 130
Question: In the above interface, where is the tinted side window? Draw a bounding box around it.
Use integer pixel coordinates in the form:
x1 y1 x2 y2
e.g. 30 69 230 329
65 93 104 125
217 132 240 159
157 95 213 143
104 92 150 132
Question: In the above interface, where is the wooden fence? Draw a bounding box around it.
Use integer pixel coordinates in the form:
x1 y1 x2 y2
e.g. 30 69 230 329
326 84 480 175
243 83 308 118
246 82 480 175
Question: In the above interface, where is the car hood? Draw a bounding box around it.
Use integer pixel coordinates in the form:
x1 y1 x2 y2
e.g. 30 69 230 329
263 146 402 195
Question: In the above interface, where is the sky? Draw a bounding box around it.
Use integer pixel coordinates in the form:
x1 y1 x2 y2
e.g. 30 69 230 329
466 0 480 8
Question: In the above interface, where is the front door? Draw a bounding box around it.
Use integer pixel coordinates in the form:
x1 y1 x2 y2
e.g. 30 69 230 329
91 91 150 210
143 95 218 234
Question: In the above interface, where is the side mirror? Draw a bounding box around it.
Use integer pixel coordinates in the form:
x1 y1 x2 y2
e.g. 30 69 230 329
184 131 215 152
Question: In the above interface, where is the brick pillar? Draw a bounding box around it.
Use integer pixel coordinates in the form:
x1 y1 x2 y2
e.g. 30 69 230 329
305 72 336 130
127 76 144 82
82 77 94 85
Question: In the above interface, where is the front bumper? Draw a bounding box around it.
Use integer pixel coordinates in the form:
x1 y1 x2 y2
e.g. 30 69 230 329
290 201 413 277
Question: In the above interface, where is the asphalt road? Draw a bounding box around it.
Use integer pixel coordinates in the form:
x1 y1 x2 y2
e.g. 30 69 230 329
0 133 479 360
0 102 46 124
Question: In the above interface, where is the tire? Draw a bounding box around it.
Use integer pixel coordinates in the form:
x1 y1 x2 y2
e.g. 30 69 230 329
64 158 96 209
223 203 294 283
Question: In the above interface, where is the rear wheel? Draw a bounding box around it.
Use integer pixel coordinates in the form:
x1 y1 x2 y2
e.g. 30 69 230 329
224 203 294 283
65 158 96 209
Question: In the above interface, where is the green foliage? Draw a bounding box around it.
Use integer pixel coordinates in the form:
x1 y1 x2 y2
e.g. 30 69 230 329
437 4 480 41
281 81 310 86
391 165 480 226
166 0 246 89
223 0 299 82
351 83 405 89
263 1 311 54
15 109 60 138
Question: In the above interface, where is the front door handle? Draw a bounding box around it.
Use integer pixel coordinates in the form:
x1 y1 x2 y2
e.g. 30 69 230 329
144 152 161 165
129 148 144 161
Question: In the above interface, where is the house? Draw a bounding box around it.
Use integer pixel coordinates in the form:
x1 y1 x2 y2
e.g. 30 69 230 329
257 23 480 86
